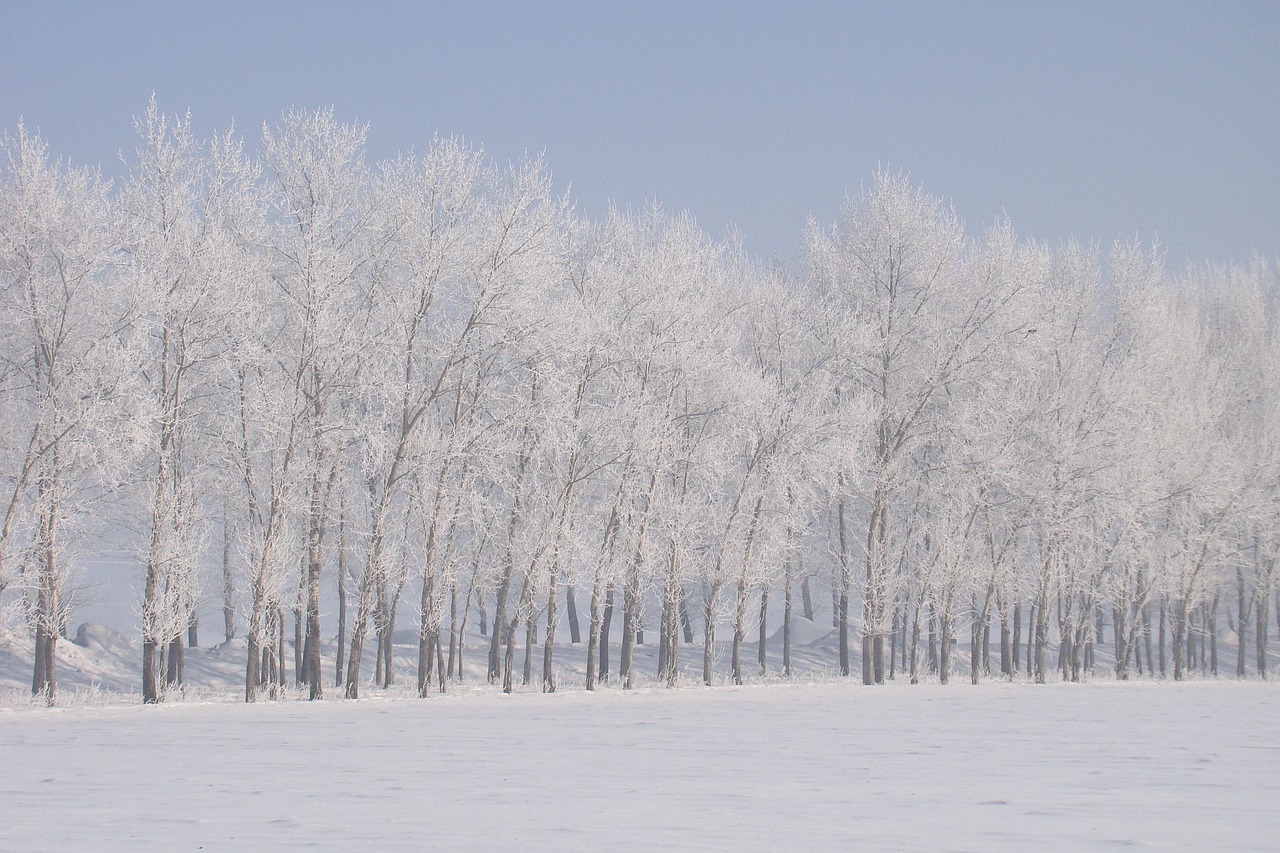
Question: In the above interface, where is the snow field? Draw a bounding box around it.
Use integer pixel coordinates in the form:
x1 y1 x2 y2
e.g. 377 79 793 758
1 680 1277 851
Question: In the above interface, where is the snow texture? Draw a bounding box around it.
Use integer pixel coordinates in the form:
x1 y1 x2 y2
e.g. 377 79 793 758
1 680 1276 851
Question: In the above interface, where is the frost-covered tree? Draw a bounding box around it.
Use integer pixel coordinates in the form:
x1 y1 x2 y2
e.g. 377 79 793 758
0 125 130 703
121 101 259 701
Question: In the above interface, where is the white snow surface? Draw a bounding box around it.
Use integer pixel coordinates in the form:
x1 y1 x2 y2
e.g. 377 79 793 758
2 680 1277 852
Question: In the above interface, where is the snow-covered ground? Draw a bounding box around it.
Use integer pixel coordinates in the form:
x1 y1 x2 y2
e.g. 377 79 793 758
2 679 1276 851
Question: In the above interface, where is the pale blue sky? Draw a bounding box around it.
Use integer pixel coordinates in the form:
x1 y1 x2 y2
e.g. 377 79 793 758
2 1 1277 267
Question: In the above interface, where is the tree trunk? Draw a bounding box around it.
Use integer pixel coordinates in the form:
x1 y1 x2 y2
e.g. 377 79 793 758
703 585 718 686
757 588 769 676
586 576 603 691
447 584 459 681
836 497 851 677
503 612 516 694
1208 597 1219 676
999 603 1011 678
586 493 622 691
223 516 236 644
783 569 793 678
1256 589 1270 679
908 600 921 684
927 601 938 674
731 578 747 685
335 513 347 688
1146 596 1157 671
599 584 614 684
277 607 287 691
293 606 304 686
1011 602 1021 675
939 610 952 685
302 468 328 699
165 635 184 689
1134 604 1145 676
969 609 981 686
1113 605 1128 680
523 618 535 687
1158 597 1167 678
800 573 814 622
1236 565 1248 678
565 583 581 645
680 597 694 644
32 526 57 704
1034 595 1049 684
658 592 671 681
982 613 991 676
621 573 635 688
1025 603 1035 676
657 540 680 687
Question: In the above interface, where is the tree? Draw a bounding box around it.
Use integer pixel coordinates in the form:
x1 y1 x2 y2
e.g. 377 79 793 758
122 101 255 701
0 125 127 703
808 173 1031 684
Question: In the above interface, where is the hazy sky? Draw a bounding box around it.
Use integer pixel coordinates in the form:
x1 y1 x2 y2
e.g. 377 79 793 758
2 1 1277 267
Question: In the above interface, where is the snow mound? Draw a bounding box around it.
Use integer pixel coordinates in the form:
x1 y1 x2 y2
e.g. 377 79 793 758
768 616 834 646
72 623 136 658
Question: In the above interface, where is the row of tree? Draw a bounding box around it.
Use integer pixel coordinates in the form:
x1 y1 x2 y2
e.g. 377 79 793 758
1 105 1276 704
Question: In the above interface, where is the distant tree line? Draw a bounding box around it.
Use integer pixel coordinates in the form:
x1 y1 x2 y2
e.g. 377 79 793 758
1 103 1276 704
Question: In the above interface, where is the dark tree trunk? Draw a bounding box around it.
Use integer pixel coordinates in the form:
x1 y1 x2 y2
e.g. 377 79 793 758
1257 590 1270 679
837 580 850 677
447 584 458 681
1162 596 1172 676
1143 601 1154 677
1134 603 1145 675
1025 603 1035 676
1034 596 1049 684
1011 603 1021 675
757 588 769 676
680 595 694 644
142 636 158 705
783 571 793 678
908 601 921 684
982 613 991 675
586 577 602 691
999 603 1011 677
293 606 304 686
1208 597 1219 676
703 586 718 686
503 613 516 694
888 607 898 680
222 515 235 644
731 579 747 685
165 635 184 689
969 611 982 686
1236 565 1248 678
1183 606 1194 674
599 584 614 684
658 593 671 681
523 617 535 687
277 607 287 691
939 611 952 686
1113 605 1128 680
837 498 850 676
335 518 347 688
927 602 938 675
565 583 581 645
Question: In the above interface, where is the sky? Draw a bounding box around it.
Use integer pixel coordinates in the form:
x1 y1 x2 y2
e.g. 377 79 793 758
2 1 1277 269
